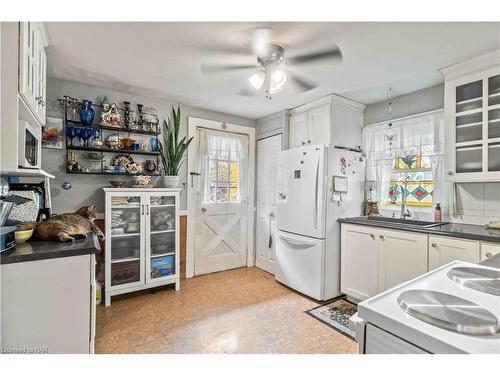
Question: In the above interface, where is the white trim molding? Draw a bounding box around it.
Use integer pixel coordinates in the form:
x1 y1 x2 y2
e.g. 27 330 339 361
440 49 500 80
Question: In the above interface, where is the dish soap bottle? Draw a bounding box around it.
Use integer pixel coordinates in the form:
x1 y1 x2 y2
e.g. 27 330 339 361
434 203 442 222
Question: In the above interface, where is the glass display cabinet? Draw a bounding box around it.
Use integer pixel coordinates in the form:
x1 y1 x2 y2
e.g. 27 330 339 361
444 58 500 182
104 188 180 306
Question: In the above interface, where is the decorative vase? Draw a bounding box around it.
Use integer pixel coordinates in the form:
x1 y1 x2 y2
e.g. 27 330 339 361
162 175 179 188
123 101 131 128
143 160 157 173
79 100 95 125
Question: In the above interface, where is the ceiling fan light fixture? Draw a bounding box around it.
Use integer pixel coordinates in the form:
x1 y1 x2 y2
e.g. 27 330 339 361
269 70 287 94
249 71 265 90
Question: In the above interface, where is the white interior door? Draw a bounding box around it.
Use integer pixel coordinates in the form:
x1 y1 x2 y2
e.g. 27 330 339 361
188 119 255 276
255 135 282 274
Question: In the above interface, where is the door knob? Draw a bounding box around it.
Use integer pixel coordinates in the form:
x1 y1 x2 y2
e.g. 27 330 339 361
379 235 385 240
370 234 376 240
486 252 492 258
431 242 437 248
307 140 311 144
201 207 207 213
447 171 454 176
302 142 306 146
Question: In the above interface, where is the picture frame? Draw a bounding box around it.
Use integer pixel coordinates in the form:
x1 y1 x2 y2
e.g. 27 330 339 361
42 117 64 149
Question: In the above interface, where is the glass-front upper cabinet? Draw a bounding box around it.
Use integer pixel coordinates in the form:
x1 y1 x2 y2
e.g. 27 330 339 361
446 63 500 181
108 194 144 288
146 194 177 282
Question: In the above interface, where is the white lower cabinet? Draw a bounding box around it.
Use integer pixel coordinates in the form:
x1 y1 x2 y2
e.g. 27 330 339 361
377 229 428 291
104 188 181 306
428 235 480 270
341 224 379 301
342 224 428 301
1 255 95 353
342 223 495 301
480 242 500 261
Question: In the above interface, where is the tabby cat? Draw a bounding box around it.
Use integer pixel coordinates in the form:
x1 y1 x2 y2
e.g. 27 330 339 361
18 205 105 242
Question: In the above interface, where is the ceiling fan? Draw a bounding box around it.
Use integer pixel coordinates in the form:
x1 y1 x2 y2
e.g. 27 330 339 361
200 27 343 99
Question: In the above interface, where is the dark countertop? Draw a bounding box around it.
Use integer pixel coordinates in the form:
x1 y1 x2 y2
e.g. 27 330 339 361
1 234 100 265
338 216 500 243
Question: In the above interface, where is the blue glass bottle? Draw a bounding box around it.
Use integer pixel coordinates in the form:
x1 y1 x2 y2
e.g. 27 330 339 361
79 100 95 125
150 137 158 152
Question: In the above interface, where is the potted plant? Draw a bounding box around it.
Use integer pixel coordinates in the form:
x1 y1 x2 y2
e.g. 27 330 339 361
158 106 193 188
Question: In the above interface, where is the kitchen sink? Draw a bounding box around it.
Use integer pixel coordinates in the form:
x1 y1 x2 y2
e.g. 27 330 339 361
366 216 448 228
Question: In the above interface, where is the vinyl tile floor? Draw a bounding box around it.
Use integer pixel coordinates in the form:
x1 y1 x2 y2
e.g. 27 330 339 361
95 267 357 354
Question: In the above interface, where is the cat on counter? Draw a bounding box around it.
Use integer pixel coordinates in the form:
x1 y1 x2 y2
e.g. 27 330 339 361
18 205 105 242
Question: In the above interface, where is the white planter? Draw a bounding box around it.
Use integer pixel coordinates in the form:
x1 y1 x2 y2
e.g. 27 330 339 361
162 175 180 188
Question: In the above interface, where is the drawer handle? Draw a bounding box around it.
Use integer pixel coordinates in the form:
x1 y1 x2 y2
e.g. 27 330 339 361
431 242 437 248
370 234 376 240
486 252 492 258
379 235 385 240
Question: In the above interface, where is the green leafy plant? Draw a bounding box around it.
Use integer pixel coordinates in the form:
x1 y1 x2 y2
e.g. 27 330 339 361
158 106 194 176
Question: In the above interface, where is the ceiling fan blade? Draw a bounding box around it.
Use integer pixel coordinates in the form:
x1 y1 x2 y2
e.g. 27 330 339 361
237 87 259 97
287 46 342 65
201 63 259 75
288 71 317 92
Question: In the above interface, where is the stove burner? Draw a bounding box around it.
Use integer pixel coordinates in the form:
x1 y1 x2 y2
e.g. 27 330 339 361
397 289 500 336
447 267 500 296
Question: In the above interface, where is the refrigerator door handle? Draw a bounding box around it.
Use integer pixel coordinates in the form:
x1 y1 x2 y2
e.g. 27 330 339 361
313 155 320 229
279 235 316 248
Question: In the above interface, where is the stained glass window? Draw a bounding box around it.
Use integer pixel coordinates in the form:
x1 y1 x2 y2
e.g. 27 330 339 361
386 155 434 208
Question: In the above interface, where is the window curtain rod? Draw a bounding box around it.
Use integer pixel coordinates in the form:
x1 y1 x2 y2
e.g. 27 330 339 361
364 108 444 128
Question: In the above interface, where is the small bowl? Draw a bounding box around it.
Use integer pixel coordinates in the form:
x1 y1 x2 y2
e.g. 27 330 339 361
121 138 136 149
15 229 33 244
109 180 125 188
132 175 151 188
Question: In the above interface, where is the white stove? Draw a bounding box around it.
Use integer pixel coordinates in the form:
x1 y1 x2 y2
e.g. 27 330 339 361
355 261 500 354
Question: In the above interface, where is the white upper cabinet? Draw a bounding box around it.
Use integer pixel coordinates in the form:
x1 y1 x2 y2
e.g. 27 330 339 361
443 50 500 182
289 112 309 148
288 95 365 150
307 104 331 145
19 22 49 126
289 103 330 147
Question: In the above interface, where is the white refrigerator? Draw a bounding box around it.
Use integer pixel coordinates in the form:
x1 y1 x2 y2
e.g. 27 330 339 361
275 144 365 300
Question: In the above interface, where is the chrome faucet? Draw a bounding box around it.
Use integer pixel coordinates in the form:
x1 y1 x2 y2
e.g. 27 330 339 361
400 176 412 219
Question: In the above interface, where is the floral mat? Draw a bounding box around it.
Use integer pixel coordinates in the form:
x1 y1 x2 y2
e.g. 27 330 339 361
306 296 357 341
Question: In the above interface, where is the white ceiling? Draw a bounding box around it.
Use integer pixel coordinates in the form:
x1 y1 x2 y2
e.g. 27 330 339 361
46 22 500 119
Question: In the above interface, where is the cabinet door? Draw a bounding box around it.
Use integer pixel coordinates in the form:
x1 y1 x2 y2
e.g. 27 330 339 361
428 235 479 270
35 30 47 126
481 242 500 262
289 112 308 148
19 22 38 114
341 224 379 301
145 193 178 284
106 193 146 291
378 229 428 292
307 104 330 145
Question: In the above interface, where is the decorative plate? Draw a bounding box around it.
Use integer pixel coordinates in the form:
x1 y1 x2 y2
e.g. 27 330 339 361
110 154 134 167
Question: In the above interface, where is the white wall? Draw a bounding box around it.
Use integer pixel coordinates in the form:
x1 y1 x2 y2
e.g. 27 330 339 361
40 77 256 213
363 84 500 225
364 84 444 125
